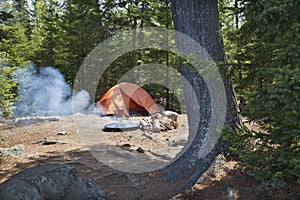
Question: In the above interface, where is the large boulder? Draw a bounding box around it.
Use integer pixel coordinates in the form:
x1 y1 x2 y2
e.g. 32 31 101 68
0 164 106 200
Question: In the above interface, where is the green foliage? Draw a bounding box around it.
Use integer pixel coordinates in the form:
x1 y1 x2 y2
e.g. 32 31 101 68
221 0 300 183
0 66 18 118
0 1 31 118
56 0 107 84
223 125 300 184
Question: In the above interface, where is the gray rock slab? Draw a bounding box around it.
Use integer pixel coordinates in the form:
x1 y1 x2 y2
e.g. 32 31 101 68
0 178 43 200
64 178 107 200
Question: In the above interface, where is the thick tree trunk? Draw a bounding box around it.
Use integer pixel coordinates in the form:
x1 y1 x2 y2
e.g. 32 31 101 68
172 1 226 61
155 0 240 191
171 0 239 130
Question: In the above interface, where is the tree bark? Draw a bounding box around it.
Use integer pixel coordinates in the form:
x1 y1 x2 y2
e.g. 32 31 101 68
171 0 239 130
155 0 240 191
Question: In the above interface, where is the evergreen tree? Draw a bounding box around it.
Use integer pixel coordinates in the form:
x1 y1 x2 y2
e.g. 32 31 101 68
30 0 63 68
58 0 107 84
224 0 300 183
0 0 32 117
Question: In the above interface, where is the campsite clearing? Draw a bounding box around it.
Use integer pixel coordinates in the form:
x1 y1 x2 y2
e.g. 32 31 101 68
0 114 299 199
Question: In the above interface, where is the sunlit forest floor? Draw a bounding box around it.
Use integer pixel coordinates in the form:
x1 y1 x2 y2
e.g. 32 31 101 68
0 115 299 199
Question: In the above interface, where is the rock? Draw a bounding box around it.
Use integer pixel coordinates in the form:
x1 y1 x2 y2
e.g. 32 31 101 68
152 119 161 132
15 116 60 126
0 144 25 157
0 164 106 200
11 164 77 180
57 131 67 135
3 164 78 200
139 119 152 131
136 147 145 153
169 134 188 146
143 132 153 140
119 143 132 151
164 111 178 122
0 178 43 200
147 111 180 132
31 138 67 145
64 178 106 200
226 187 238 200
33 165 78 199
151 113 162 120
32 175 61 200
160 116 170 124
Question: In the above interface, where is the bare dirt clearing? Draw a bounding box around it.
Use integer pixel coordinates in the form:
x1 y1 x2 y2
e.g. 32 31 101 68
0 114 299 199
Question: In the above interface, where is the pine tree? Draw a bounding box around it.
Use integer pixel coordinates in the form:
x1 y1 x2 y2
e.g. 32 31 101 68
0 0 32 117
234 0 300 183
30 0 63 68
57 0 107 85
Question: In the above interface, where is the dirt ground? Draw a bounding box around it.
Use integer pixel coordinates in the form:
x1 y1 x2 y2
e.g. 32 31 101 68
0 114 299 199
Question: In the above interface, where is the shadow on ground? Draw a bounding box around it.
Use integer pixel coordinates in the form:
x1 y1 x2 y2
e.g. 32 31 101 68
1 148 300 200
1 145 183 199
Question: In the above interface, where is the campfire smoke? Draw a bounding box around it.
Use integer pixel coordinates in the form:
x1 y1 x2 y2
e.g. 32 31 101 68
13 65 91 117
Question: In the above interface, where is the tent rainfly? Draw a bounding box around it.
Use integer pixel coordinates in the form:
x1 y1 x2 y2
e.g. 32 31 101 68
94 82 160 116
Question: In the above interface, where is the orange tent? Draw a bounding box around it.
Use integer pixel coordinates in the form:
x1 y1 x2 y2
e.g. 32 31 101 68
94 82 160 116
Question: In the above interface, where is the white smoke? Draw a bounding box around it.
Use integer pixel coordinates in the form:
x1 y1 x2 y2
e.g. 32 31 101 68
13 66 91 116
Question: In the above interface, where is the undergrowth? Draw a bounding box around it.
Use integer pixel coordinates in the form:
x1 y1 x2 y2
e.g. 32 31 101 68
222 124 300 185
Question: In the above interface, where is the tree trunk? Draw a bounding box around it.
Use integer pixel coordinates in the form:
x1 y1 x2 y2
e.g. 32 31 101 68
156 0 240 191
171 0 239 130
